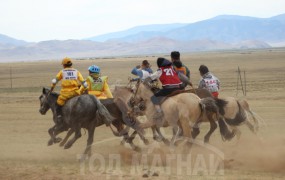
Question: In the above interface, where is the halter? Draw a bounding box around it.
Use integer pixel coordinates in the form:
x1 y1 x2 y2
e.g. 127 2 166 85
127 79 148 115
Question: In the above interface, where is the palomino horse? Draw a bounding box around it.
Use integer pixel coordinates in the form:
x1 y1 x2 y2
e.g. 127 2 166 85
39 88 118 158
191 96 260 142
129 80 220 151
217 97 259 141
113 85 234 145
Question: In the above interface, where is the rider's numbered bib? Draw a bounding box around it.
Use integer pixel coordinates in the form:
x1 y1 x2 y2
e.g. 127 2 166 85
163 68 175 76
62 69 78 80
204 79 219 92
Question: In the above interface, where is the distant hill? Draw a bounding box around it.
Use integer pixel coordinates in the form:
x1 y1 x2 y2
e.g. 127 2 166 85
86 23 187 42
0 34 28 46
1 13 285 62
95 14 285 44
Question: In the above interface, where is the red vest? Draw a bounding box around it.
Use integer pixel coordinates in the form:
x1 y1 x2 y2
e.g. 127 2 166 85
159 66 182 86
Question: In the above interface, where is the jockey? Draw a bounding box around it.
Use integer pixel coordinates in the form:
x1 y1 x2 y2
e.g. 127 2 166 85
173 60 193 87
51 57 87 126
147 57 184 123
86 65 113 99
131 60 153 81
198 65 220 98
170 51 191 79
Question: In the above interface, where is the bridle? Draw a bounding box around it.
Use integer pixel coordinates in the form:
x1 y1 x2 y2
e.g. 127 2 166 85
128 79 146 114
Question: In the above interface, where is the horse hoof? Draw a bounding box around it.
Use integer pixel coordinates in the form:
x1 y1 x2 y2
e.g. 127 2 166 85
120 140 126 146
59 142 65 147
79 154 88 163
204 138 210 144
64 143 72 149
47 140 53 146
133 146 141 152
153 135 163 142
163 139 170 146
143 139 150 145
54 137 62 143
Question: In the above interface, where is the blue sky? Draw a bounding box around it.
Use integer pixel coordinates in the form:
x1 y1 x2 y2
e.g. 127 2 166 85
1 0 285 42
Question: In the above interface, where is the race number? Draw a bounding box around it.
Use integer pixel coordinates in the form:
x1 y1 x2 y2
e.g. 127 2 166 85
62 69 78 80
163 68 174 76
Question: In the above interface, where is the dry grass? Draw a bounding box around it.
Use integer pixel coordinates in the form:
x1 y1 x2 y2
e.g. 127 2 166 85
0 48 285 179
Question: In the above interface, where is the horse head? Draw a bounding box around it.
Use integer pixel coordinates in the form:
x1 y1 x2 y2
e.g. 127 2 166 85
128 79 154 115
39 87 52 115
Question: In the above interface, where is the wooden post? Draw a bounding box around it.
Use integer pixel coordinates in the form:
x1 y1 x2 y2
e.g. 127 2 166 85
236 67 246 96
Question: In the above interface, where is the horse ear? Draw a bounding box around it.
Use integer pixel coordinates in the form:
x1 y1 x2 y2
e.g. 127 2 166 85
42 87 47 94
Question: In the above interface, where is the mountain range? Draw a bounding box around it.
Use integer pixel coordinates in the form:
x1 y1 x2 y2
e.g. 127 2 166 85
1 13 285 62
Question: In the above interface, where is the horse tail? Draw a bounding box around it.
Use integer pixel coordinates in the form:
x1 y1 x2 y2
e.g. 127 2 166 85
218 118 236 141
198 101 205 119
91 96 114 125
214 98 228 116
239 99 259 132
225 101 247 126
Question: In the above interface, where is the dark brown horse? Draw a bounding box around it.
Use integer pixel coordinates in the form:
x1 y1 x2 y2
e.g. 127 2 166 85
39 88 141 159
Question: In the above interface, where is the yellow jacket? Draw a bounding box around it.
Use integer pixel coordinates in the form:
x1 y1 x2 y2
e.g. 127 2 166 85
54 68 85 92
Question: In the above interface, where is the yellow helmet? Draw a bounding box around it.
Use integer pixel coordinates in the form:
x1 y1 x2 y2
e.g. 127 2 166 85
61 57 73 66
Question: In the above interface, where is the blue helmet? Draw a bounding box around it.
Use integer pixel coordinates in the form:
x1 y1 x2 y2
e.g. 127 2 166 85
88 65 100 73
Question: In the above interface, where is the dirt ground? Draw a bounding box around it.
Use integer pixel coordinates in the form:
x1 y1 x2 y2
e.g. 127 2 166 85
0 48 285 179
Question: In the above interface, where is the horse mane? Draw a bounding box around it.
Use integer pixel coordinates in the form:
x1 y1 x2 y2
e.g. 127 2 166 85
50 92 59 98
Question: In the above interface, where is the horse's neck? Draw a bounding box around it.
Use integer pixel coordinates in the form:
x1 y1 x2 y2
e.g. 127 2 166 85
114 86 132 100
139 85 156 116
48 95 58 113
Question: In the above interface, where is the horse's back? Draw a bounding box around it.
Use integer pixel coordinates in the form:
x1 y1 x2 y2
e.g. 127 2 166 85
64 94 98 118
163 92 202 120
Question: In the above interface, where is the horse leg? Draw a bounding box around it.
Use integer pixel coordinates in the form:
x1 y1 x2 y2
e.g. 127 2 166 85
59 129 74 147
245 120 256 134
232 126 241 145
170 126 182 148
152 126 162 142
192 118 202 139
47 125 56 146
48 124 66 146
64 127 82 149
83 126 96 158
204 115 218 144
137 131 150 145
180 117 193 153
123 130 141 152
203 112 218 143
248 110 259 132
155 126 170 145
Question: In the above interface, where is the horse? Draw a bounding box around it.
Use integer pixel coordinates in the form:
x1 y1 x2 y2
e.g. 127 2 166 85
57 97 145 151
190 95 260 143
39 87 118 158
216 97 259 141
113 85 234 145
129 80 221 152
